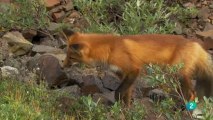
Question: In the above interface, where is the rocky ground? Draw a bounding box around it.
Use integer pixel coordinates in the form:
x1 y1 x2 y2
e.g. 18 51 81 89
0 0 213 119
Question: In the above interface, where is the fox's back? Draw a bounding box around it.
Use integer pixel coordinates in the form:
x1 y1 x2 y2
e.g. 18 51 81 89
72 33 200 65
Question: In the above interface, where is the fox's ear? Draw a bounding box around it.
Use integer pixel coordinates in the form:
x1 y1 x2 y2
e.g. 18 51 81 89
69 43 83 55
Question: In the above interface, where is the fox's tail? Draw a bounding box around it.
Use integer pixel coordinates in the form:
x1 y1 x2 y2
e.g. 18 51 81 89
195 50 213 98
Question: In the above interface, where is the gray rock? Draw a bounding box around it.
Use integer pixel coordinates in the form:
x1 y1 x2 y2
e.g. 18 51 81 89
2 31 33 56
27 55 72 87
43 53 66 66
22 29 37 41
196 30 213 40
32 45 64 54
47 22 63 33
101 71 121 91
63 0 73 11
93 92 115 105
56 85 81 97
204 23 213 31
39 37 60 48
197 7 210 20
81 75 108 94
0 66 19 78
0 38 9 62
173 22 183 35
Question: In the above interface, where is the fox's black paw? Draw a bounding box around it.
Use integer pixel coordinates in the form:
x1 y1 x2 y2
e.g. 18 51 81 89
148 89 168 102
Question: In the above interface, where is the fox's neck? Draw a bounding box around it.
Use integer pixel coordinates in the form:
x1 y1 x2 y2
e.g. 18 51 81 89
89 44 111 65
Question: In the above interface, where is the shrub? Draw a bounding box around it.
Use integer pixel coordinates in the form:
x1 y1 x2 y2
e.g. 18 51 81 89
0 0 49 31
74 0 197 34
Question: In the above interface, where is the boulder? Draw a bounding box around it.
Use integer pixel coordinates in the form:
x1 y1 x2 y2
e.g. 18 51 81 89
43 53 66 66
2 31 33 56
0 38 9 61
56 85 81 97
27 55 73 87
197 7 210 20
196 30 213 50
101 71 121 91
92 92 115 106
52 10 66 22
80 75 107 95
0 66 19 78
62 0 73 11
55 96 76 115
21 29 37 41
81 85 101 95
44 0 60 9
32 45 64 54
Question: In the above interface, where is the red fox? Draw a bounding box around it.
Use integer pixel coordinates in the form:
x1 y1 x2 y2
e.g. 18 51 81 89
63 31 213 107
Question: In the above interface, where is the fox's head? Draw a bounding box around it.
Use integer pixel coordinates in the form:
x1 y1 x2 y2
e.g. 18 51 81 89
63 30 92 68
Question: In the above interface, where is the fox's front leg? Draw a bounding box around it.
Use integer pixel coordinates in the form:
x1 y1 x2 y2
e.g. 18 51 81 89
115 69 139 107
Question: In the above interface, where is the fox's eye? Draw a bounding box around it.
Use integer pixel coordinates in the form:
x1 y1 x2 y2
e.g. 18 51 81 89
70 44 81 51
69 43 83 55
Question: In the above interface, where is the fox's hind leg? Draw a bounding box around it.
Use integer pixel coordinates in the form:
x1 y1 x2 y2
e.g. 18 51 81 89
115 69 139 107
178 62 197 101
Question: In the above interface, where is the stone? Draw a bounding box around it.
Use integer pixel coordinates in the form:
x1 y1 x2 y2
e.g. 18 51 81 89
55 96 76 115
52 11 65 21
202 1 208 5
44 0 60 9
63 0 73 11
209 15 213 20
81 75 105 93
210 4 213 9
26 55 71 87
2 31 33 56
173 22 183 35
0 38 9 61
22 29 37 41
64 65 84 85
196 30 213 40
48 5 64 16
43 53 66 66
0 66 19 78
81 85 101 95
202 37 213 50
138 98 166 120
101 71 121 91
55 35 67 49
63 10 81 24
47 22 62 33
183 2 195 8
197 7 210 19
92 92 115 105
38 37 60 48
32 45 64 54
56 85 81 97
204 23 213 31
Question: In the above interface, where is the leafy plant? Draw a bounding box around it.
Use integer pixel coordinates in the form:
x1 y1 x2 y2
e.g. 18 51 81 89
0 0 49 31
74 0 197 34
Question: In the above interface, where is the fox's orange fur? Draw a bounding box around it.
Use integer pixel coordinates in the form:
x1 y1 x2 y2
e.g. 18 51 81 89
63 32 213 107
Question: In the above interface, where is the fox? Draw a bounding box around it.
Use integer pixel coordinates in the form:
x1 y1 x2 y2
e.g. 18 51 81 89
62 31 213 107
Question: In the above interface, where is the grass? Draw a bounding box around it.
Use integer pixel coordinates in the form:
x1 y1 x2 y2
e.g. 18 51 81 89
1 64 212 120
73 0 197 34
1 0 212 119
0 77 147 120
143 64 213 120
0 0 49 31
